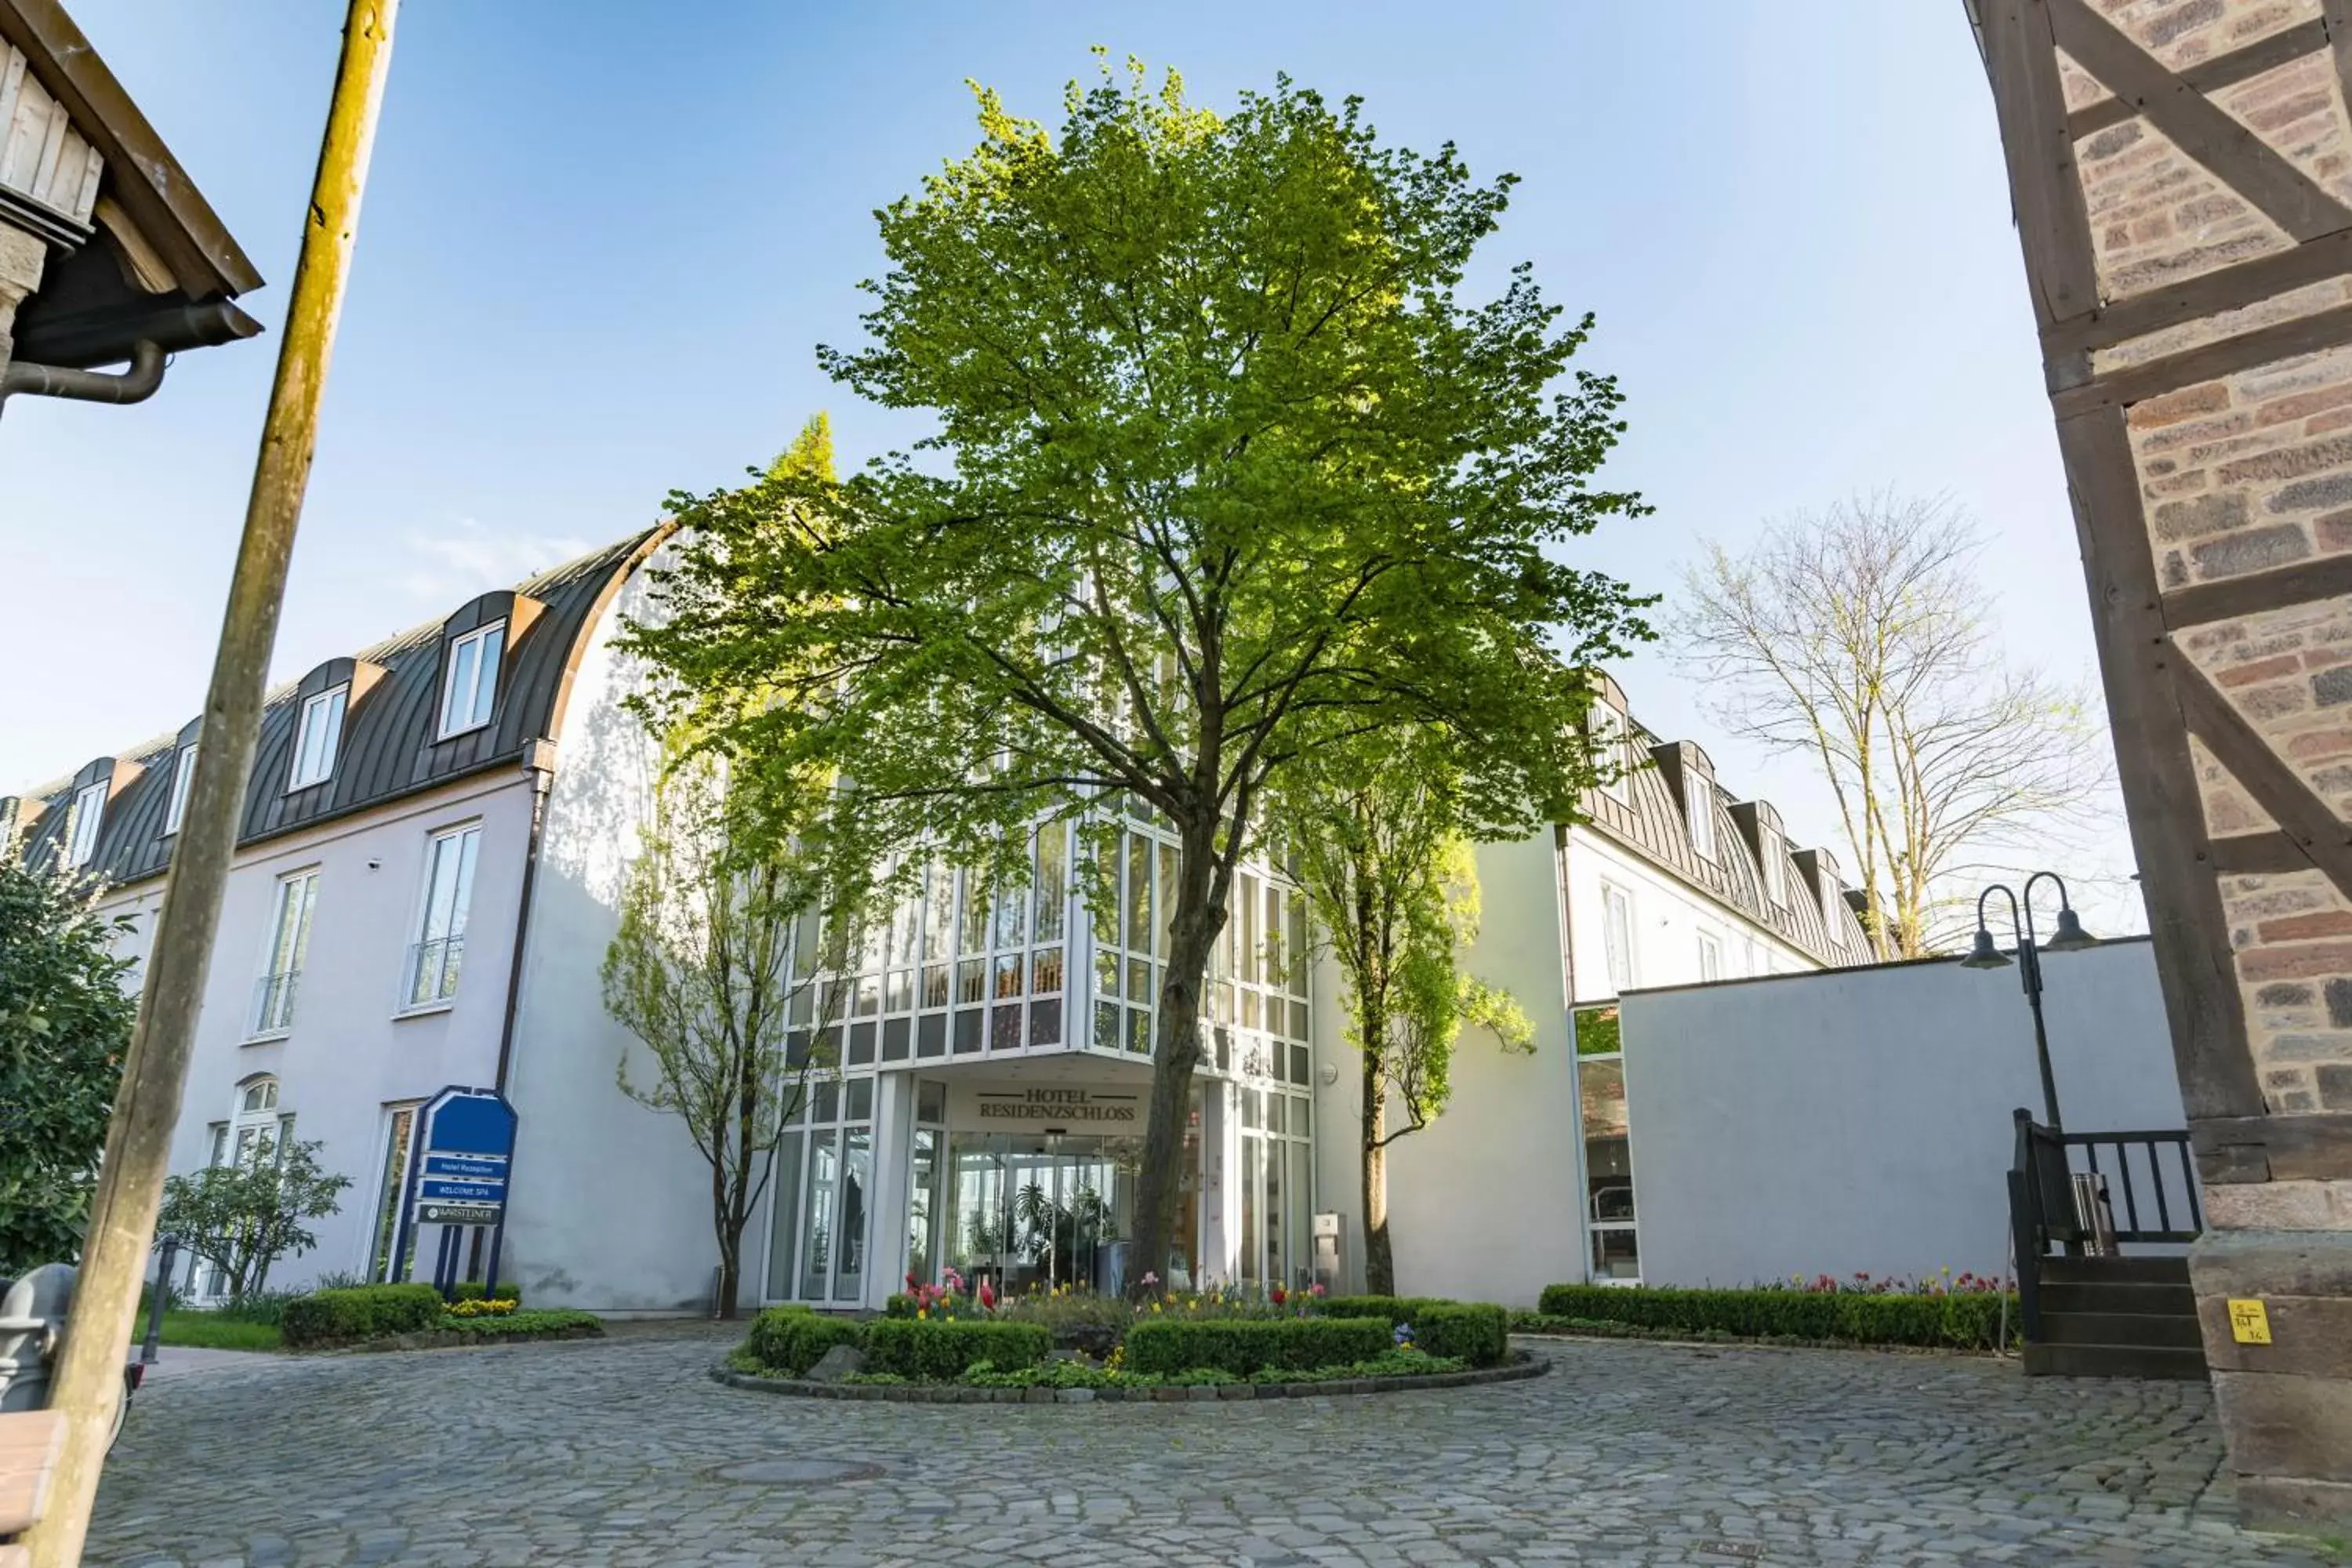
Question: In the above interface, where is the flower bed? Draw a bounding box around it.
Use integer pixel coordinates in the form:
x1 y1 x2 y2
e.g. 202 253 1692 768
1529 1278 2016 1352
725 1290 1537 1401
281 1282 601 1350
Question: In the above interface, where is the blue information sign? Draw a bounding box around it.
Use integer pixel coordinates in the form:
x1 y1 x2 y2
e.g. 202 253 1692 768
390 1086 521 1294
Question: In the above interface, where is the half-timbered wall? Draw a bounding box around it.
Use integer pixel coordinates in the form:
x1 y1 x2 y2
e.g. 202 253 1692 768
1975 0 2352 1528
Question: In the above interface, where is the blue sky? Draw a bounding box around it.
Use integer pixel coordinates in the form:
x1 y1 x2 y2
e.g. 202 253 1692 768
0 2 2140 931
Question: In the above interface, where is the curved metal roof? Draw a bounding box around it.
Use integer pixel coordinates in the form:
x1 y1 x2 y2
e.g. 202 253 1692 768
13 527 667 886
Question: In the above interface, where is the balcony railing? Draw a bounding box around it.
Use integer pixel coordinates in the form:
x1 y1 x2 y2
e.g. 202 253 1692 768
249 970 299 1036
403 935 464 1011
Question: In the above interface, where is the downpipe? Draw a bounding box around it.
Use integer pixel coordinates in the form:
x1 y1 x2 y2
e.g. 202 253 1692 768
0 340 167 408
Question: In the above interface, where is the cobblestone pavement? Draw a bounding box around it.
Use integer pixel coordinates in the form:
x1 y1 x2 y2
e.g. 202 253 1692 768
86 1327 2341 1567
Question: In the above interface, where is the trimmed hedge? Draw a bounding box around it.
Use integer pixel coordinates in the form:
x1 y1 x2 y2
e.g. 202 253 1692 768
863 1318 1051 1381
1534 1284 2015 1351
1310 1295 1508 1367
1412 1304 1508 1367
281 1283 444 1347
747 1307 866 1375
1126 1316 1390 1377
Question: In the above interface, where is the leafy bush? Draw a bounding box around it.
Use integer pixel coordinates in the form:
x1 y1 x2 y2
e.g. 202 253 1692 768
746 1307 866 1375
437 1308 599 1338
1532 1283 2016 1350
451 1280 523 1307
862 1318 1051 1381
1126 1316 1390 1377
156 1139 352 1305
445 1296 517 1318
281 1283 445 1347
1411 1304 1508 1367
1312 1294 1448 1324
210 1287 305 1328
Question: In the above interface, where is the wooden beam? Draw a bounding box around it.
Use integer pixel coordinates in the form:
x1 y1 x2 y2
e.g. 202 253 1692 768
2055 405 2270 1120
2162 551 2352 627
2049 0 2352 242
2208 829 2325 876
2066 19 2330 140
2052 299 2352 416
2044 227 2352 365
1983 0 2101 328
2171 656 2352 902
2192 1111 2352 1182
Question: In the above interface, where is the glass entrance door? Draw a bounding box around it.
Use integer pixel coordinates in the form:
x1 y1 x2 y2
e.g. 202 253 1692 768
942 1133 1143 1297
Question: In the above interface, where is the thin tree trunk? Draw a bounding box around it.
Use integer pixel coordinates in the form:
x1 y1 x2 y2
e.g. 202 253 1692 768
717 1232 742 1320
1361 1044 1394 1297
1129 818 1223 1298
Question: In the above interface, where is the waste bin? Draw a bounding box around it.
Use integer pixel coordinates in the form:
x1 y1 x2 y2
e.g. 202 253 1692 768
0 1263 77 1413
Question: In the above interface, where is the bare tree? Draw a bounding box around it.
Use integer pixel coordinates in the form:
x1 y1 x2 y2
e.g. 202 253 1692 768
1671 494 2111 958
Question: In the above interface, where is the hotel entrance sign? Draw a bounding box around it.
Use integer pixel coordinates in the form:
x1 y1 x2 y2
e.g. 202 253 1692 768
389 1086 520 1294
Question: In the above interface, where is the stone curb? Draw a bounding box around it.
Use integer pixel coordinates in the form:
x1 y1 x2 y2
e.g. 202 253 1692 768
707 1348 1548 1404
296 1324 606 1356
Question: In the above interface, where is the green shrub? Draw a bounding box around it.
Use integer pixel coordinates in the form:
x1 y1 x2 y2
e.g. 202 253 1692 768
1532 1284 2015 1350
1126 1316 1390 1377
862 1318 1051 1381
280 1283 445 1347
450 1280 523 1307
746 1307 865 1375
1312 1294 1447 1325
883 1293 916 1319
1411 1303 1508 1367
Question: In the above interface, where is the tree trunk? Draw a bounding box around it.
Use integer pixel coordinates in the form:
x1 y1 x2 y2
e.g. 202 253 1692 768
716 1230 742 1320
1361 1045 1395 1297
1127 819 1225 1299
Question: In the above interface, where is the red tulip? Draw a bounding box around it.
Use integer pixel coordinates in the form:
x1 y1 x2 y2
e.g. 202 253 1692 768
978 1279 997 1311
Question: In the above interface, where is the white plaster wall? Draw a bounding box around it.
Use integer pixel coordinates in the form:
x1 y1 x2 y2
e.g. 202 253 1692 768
1620 938 2192 1288
1559 825 1819 1004
500 561 723 1313
1312 832 1582 1308
116 772 536 1292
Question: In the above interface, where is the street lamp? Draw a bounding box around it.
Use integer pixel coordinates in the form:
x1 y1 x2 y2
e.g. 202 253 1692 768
1961 871 2098 1132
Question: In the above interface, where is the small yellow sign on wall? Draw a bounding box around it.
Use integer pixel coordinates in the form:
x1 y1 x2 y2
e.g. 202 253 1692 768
2227 1298 2272 1345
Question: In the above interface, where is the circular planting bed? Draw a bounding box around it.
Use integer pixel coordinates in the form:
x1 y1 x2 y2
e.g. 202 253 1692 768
710 1348 1547 1404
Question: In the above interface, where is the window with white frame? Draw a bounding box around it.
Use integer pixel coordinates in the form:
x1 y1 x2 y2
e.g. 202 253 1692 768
1590 705 1628 804
438 622 506 738
1601 881 1635 993
65 781 105 869
250 869 318 1036
164 745 198 835
1698 931 1722 983
367 1101 424 1281
1687 783 1715 862
403 823 480 1009
289 685 348 789
188 1077 295 1300
1759 829 1785 906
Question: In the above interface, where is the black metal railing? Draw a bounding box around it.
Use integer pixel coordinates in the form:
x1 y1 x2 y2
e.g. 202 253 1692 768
2007 1108 2201 1341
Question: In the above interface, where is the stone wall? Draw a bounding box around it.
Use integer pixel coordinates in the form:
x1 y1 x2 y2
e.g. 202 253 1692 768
1978 0 2352 1529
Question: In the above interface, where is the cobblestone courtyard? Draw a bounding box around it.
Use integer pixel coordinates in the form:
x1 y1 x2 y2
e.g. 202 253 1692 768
85 1328 2338 1567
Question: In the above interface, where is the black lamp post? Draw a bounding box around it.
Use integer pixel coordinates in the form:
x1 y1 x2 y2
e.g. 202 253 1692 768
1961 871 2098 1133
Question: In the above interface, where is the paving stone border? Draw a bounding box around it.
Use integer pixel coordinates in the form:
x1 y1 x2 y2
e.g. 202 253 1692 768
302 1323 606 1356
708 1348 1548 1403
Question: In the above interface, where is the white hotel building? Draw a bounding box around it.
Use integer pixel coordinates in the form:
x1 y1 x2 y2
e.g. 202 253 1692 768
9 532 1869 1312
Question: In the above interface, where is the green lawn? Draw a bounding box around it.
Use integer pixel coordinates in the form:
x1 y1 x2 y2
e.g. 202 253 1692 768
156 1311 282 1352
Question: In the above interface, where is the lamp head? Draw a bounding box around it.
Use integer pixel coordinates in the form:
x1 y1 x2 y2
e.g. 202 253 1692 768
1960 926 2012 970
2043 905 2096 953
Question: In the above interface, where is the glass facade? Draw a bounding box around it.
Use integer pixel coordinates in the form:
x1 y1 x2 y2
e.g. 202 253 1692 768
1573 1003 1639 1281
760 805 1312 1306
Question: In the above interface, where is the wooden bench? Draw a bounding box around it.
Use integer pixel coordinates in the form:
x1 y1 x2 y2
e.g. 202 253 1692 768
0 1409 65 1568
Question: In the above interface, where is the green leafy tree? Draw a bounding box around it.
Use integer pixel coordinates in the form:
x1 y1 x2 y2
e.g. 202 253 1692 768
602 744 859 1319
1276 732 1532 1296
0 840 137 1274
155 1137 350 1304
623 60 1649 1290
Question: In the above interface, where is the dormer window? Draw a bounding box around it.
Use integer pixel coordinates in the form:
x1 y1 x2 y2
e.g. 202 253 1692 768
66 781 105 868
1760 829 1784 906
1591 706 1628 804
1688 785 1715 862
439 622 506 739
165 745 198 835
289 684 348 790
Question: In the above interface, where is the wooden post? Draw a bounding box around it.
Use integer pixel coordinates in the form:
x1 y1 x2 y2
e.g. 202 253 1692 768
22 4 398 1561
